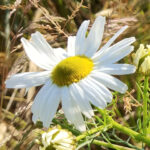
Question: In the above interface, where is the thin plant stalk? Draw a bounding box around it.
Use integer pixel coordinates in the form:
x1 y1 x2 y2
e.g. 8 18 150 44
136 75 142 132
77 108 150 147
4 0 11 59
143 76 149 135
76 124 113 141
92 140 135 150
111 118 150 146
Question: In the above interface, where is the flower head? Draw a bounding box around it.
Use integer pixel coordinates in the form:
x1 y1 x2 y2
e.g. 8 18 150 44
132 44 150 75
5 16 136 131
39 126 76 150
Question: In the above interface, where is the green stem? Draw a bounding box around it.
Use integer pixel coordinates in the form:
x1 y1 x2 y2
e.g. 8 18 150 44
136 76 142 101
77 108 150 147
143 76 149 135
92 140 135 150
111 118 150 146
136 75 142 132
76 124 113 141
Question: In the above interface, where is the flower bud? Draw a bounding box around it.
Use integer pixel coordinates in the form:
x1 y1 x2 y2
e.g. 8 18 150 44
132 44 150 75
39 126 76 150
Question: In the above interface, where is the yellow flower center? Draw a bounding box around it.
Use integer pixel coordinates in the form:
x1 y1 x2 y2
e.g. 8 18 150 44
51 56 94 86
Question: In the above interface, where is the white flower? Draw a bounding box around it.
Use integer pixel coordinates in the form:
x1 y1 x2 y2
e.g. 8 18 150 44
132 44 150 75
39 126 76 150
5 16 136 132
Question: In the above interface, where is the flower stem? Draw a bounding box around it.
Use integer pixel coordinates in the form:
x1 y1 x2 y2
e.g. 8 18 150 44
92 140 135 150
136 76 142 132
77 117 150 146
110 118 150 146
77 108 150 147
76 124 113 141
143 76 149 136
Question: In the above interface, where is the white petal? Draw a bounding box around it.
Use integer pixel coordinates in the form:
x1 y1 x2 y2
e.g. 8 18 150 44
5 71 50 88
87 76 113 103
54 131 70 141
31 80 52 122
36 81 54 122
69 83 94 118
53 48 68 61
31 33 68 63
84 77 111 103
91 71 128 93
61 86 86 132
78 77 107 108
31 81 60 128
78 81 103 108
93 37 135 62
42 84 60 127
92 25 128 60
95 64 136 75
31 31 54 56
75 20 90 55
21 38 54 70
67 36 76 56
21 32 64 70
30 32 59 61
95 46 134 65
85 16 106 57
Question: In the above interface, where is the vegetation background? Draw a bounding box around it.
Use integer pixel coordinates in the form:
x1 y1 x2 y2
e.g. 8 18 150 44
0 0 150 149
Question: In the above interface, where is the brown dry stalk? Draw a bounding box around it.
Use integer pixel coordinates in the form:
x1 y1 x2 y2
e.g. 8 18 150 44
63 0 84 29
29 0 68 37
0 0 22 18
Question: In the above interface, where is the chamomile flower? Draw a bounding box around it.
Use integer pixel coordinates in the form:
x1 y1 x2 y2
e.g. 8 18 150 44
132 44 150 75
5 16 136 132
39 126 76 150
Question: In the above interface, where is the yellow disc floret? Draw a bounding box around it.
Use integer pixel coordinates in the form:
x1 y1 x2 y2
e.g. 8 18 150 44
51 56 94 86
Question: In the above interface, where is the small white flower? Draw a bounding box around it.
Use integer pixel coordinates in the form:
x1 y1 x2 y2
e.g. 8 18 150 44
39 126 76 150
5 16 136 132
132 44 146 67
133 44 150 75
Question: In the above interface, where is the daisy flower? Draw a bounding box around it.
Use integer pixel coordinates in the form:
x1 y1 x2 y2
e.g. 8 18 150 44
39 126 76 150
5 16 136 132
